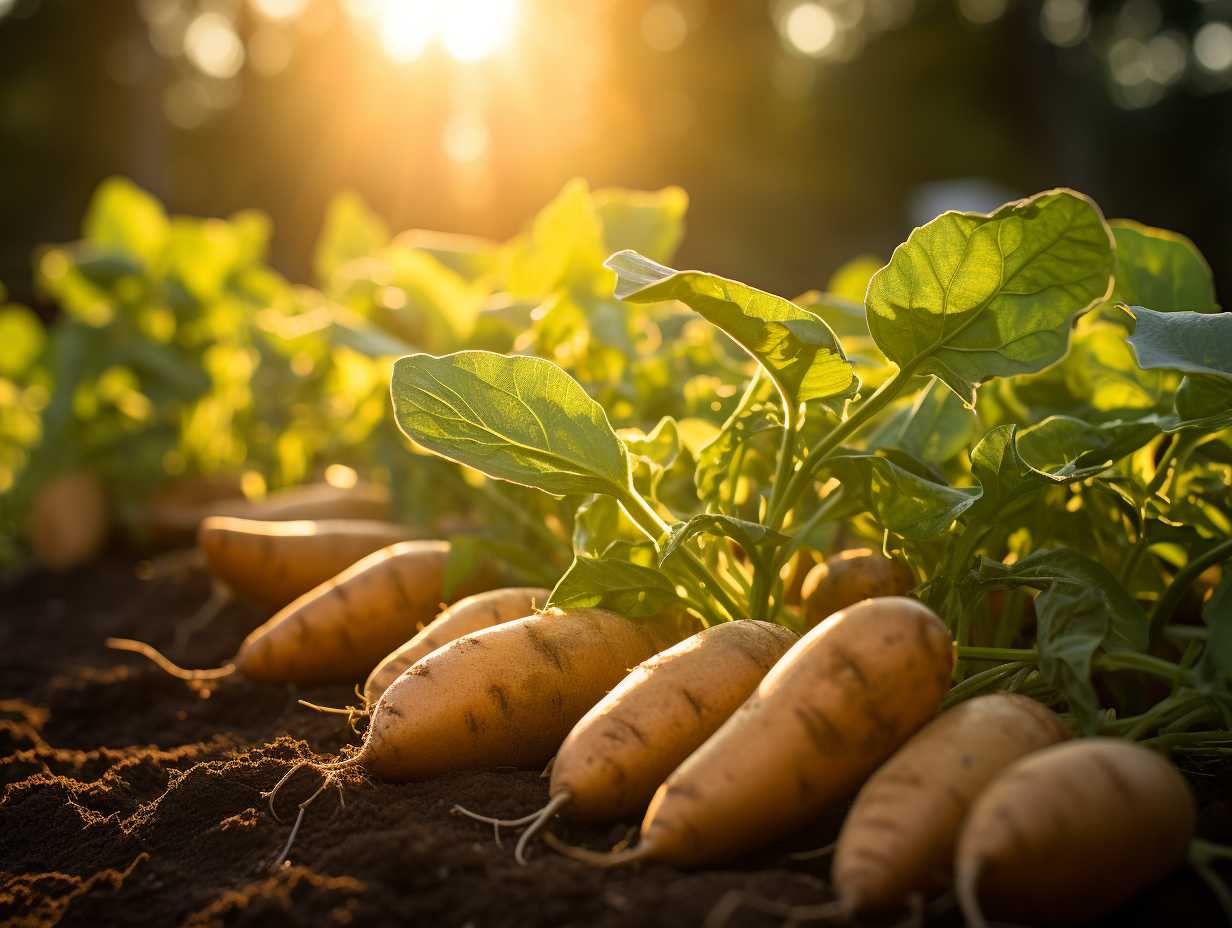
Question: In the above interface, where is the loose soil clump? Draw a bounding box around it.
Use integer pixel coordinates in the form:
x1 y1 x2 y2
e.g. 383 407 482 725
2 555 1230 927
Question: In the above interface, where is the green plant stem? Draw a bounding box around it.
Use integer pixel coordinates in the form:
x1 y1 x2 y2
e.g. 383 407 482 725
1174 638 1205 699
1149 535 1232 646
771 487 845 574
941 661 1032 710
1140 730 1232 751
619 489 747 621
956 646 1040 662
767 364 917 531
1095 650 1196 686
1122 692 1206 740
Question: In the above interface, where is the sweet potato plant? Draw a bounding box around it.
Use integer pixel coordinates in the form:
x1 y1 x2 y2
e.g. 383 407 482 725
391 188 1232 749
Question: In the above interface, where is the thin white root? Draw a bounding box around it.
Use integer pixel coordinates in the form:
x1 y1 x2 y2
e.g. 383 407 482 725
105 637 235 681
298 699 363 716
786 841 837 862
514 792 571 866
263 761 313 822
268 776 332 872
541 831 647 867
955 860 988 928
451 804 546 829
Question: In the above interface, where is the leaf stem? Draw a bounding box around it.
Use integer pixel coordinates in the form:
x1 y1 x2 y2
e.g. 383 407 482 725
1145 433 1181 497
618 488 747 621
767 364 916 530
1094 650 1195 686
1149 535 1232 647
941 660 1033 710
956 646 1040 662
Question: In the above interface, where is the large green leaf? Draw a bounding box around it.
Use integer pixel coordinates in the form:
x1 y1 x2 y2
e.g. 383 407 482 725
972 548 1149 734
547 555 681 617
1109 220 1219 315
391 351 632 497
1017 415 1159 472
1168 374 1232 432
866 190 1114 405
660 514 790 567
595 185 688 264
1124 305 1232 380
822 452 979 539
82 176 169 269
605 251 857 415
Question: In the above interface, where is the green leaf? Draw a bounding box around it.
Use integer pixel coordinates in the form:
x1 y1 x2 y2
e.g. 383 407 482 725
314 189 390 284
1017 415 1159 471
606 251 857 415
82 177 169 269
968 425 1078 519
620 416 680 471
505 178 605 298
391 351 632 498
971 548 1150 735
572 494 645 558
866 189 1114 405
660 514 790 567
826 253 884 304
868 377 976 465
547 555 681 617
822 452 980 539
1109 219 1219 314
1124 305 1232 380
595 185 688 264
1168 374 1232 432
0 304 47 378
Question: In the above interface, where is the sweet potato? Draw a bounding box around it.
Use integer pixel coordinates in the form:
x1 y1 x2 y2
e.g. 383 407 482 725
363 587 551 705
955 737 1195 927
457 619 798 863
108 540 499 684
800 548 914 629
355 606 699 782
30 470 109 571
832 692 1070 915
552 596 953 869
198 516 421 610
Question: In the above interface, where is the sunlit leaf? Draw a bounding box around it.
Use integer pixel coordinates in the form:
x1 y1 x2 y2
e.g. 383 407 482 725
547 554 681 617
595 185 688 264
0 305 46 379
866 189 1114 405
572 493 645 558
391 351 632 498
1017 415 1158 471
1109 219 1219 315
607 251 857 415
313 189 390 284
82 177 169 270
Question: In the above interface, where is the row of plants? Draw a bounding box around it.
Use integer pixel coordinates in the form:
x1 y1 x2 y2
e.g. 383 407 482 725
6 179 1232 755
16 176 1232 922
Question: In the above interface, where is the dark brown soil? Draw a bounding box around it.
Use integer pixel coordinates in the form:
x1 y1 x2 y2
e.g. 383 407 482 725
2 553 1230 928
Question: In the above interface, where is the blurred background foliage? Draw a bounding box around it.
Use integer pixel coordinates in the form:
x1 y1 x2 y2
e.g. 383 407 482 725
1 0 1229 310
1 0 1229 568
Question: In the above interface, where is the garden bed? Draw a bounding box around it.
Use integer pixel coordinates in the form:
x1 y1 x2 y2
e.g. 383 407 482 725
1 554 1230 928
